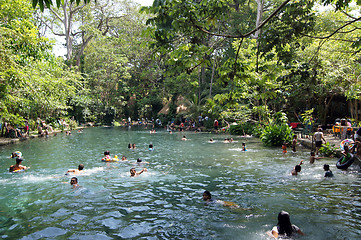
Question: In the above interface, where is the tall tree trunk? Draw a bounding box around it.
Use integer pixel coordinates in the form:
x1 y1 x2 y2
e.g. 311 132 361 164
321 95 334 126
210 57 216 97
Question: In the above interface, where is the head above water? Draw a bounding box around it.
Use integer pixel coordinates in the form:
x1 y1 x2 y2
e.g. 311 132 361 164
277 210 293 237
104 151 110 155
203 190 212 201
323 164 330 171
70 177 78 185
137 158 142 162
130 168 136 176
78 164 84 170
295 165 301 172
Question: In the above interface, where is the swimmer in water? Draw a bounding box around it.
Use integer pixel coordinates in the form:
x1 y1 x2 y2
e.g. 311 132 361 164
128 143 132 150
70 177 80 188
323 164 334 177
181 136 187 141
268 211 304 238
202 190 240 208
149 144 154 151
132 143 136 149
282 142 287 154
66 164 84 175
103 150 111 160
309 151 324 164
209 138 214 143
9 157 29 172
130 167 147 177
121 155 128 161
241 142 247 151
291 161 303 175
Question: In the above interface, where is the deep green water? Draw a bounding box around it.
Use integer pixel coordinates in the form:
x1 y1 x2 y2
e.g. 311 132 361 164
0 127 361 239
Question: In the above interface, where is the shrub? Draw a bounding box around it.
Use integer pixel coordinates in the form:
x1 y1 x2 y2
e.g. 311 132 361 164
230 122 255 135
261 124 294 147
319 142 337 157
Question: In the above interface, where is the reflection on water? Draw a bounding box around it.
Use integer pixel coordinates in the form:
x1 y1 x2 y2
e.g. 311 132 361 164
1 127 361 239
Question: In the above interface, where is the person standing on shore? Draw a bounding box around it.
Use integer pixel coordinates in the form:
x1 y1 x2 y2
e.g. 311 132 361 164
313 128 326 156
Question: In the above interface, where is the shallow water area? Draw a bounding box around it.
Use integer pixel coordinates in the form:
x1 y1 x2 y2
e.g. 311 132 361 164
1 127 361 239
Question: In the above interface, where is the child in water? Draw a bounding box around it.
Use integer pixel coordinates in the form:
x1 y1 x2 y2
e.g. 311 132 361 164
309 151 323 164
282 142 287 154
202 190 240 209
291 161 303 175
130 167 147 177
324 164 334 177
340 144 352 164
241 142 247 151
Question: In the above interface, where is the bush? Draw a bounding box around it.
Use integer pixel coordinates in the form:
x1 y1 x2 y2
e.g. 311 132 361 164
230 122 255 135
261 124 294 147
319 142 337 157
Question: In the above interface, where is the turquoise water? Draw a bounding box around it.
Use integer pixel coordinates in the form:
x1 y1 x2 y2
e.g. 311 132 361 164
0 127 361 239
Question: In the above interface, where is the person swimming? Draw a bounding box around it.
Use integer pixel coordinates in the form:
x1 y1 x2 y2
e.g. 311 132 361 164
291 161 303 175
149 144 154 151
269 211 304 238
324 164 334 177
202 190 239 208
66 164 84 175
241 142 247 151
70 177 80 188
181 136 187 141
130 167 147 177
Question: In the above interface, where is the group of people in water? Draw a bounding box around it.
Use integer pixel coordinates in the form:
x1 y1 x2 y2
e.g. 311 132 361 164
7 127 354 239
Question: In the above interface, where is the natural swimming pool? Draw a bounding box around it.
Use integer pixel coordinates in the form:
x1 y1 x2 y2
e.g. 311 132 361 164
0 127 360 239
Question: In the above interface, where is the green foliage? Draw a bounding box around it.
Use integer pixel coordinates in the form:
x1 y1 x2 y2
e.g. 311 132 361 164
319 142 337 157
261 124 294 147
229 122 255 135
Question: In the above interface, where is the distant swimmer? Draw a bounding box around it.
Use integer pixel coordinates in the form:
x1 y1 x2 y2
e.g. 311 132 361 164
202 190 239 209
309 151 324 164
181 136 187 141
130 167 147 177
241 142 247 151
149 144 154 151
268 211 304 238
9 157 29 172
209 138 214 143
121 155 128 161
66 164 84 175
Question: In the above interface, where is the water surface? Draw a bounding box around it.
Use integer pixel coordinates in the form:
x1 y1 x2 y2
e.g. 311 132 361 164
0 127 360 239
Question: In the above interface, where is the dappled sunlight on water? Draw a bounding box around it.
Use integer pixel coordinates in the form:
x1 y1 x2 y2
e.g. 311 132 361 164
1 127 361 239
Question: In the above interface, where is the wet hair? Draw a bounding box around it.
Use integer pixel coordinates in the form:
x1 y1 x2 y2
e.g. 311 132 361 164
104 151 110 155
310 151 315 156
130 168 136 175
295 165 301 172
203 190 212 199
242 142 246 146
137 158 142 162
149 144 153 148
128 144 131 148
78 164 84 170
70 177 78 185
324 164 330 171
277 211 293 237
